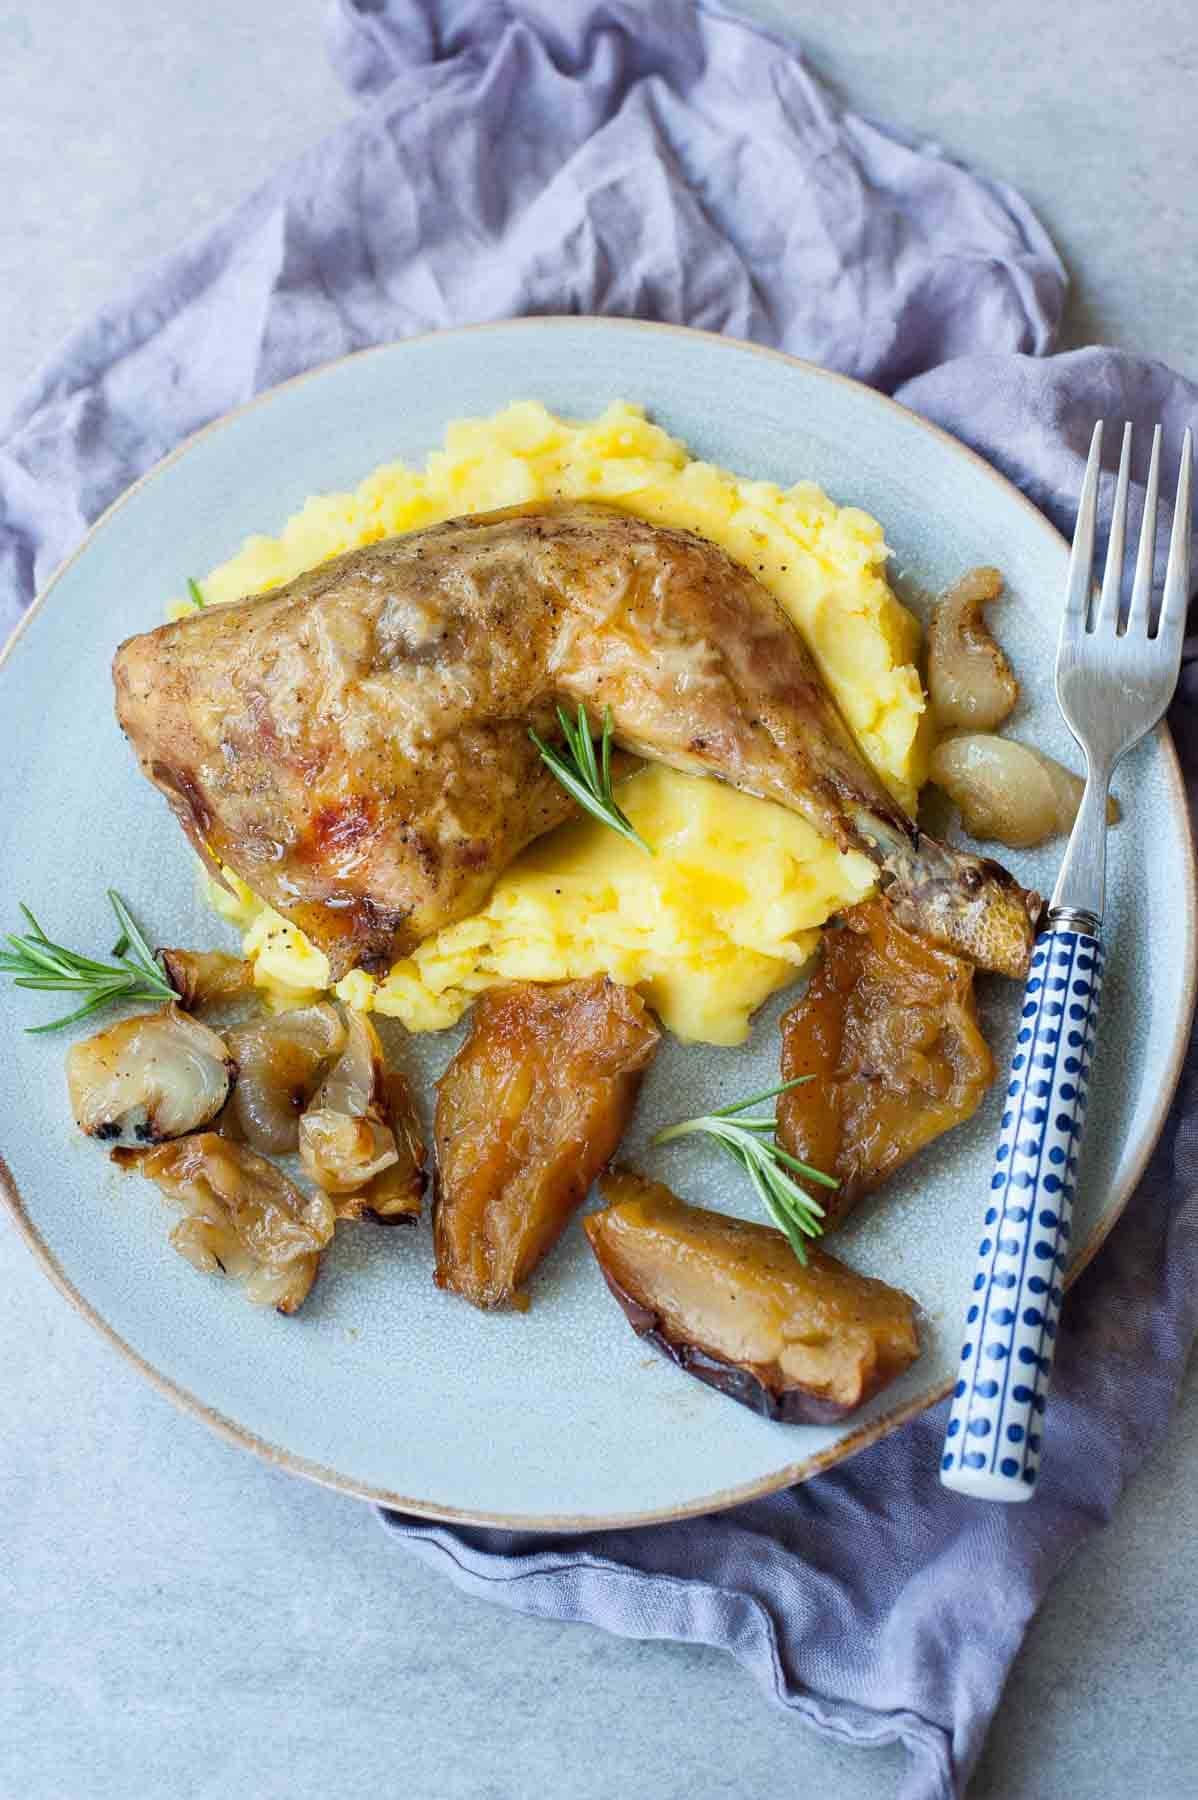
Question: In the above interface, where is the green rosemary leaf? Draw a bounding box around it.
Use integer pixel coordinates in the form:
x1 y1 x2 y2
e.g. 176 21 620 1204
653 1080 835 1264
709 1075 812 1118
529 703 654 855
1 892 179 1032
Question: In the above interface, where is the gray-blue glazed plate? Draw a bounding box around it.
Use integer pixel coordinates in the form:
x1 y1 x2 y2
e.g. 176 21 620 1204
1 319 1193 1527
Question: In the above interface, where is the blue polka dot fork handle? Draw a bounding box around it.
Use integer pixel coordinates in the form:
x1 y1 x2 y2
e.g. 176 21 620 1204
942 419 1192 1501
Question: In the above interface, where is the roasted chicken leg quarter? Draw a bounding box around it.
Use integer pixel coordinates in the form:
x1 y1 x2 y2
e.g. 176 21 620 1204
114 504 1041 981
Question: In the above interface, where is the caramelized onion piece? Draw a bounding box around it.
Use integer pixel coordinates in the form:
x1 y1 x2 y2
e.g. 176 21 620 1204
929 733 1120 850
157 947 255 1012
300 1112 396 1195
927 567 1018 730
318 1070 425 1225
66 1004 234 1145
298 1012 425 1222
586 1170 920 1422
366 1071 426 1224
224 1004 345 1154
115 1132 335 1314
307 1010 384 1122
778 899 994 1226
434 978 660 1311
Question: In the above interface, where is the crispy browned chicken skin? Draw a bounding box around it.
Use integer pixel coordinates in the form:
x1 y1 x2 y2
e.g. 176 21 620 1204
114 504 1040 981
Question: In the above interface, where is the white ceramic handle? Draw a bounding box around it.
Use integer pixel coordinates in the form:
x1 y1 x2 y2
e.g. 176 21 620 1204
940 925 1103 1501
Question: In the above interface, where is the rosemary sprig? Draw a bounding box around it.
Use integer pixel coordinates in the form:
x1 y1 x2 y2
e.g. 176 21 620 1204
529 702 653 854
0 891 178 1033
653 1077 837 1264
187 577 206 609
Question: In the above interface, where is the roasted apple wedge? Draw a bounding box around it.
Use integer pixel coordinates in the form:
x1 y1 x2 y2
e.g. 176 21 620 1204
586 1170 920 1422
777 899 994 1228
434 977 660 1310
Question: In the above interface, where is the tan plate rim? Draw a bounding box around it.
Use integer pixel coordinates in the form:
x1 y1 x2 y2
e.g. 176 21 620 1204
2 315 1194 1531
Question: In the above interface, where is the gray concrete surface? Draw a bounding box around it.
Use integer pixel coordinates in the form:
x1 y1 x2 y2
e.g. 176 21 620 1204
2 4 1196 1797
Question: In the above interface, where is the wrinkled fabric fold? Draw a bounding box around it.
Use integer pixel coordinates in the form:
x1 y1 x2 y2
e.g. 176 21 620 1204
1 4 1194 1797
0 0 1065 639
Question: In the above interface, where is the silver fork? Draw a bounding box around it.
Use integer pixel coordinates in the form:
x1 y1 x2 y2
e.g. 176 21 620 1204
941 420 1192 1502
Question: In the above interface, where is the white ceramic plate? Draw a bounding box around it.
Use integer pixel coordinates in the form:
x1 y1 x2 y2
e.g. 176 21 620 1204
2 319 1193 1527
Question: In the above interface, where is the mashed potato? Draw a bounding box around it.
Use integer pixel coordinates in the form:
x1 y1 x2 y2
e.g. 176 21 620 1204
189 402 928 1045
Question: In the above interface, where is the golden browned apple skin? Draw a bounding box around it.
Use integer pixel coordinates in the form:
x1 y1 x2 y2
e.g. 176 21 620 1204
113 503 1039 981
586 1171 921 1422
777 898 995 1229
433 978 660 1311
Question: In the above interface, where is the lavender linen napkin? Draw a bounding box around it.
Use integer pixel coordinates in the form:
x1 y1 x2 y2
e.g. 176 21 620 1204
1 4 1195 1796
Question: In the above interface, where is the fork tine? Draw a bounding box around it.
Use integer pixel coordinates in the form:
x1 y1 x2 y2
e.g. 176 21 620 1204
1157 427 1193 649
1126 424 1162 635
1063 420 1103 631
1095 422 1133 632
